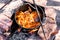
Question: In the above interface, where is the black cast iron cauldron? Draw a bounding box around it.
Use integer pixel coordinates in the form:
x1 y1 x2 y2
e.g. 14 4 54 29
11 2 45 33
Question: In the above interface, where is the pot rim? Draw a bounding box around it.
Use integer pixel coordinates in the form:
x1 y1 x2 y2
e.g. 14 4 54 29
15 3 45 30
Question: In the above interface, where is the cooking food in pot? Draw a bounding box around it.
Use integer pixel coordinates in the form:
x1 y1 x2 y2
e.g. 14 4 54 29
16 7 40 29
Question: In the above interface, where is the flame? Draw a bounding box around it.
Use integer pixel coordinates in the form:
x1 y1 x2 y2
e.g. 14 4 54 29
16 7 40 29
29 29 38 34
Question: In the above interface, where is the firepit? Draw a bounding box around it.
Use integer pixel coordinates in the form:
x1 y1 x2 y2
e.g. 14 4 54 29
15 2 45 32
9 1 45 40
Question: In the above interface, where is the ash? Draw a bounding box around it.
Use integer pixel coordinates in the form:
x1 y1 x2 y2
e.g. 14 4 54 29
8 31 41 40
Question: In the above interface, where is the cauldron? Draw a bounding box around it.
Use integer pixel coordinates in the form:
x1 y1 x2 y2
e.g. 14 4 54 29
11 2 45 33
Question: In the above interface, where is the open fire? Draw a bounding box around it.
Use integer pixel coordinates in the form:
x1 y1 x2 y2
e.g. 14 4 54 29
9 3 45 40
15 7 40 33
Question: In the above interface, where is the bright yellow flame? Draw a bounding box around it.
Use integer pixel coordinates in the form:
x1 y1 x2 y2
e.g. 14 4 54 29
16 8 40 29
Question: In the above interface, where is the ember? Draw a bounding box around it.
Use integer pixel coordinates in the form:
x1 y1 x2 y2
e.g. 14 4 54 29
16 7 40 29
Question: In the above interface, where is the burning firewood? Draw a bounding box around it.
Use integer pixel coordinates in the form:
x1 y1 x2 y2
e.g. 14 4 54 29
16 7 40 29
